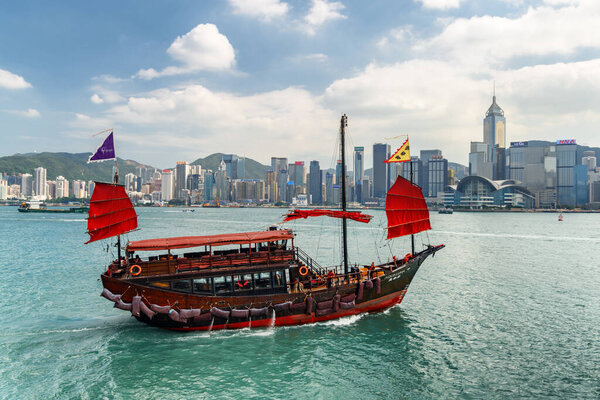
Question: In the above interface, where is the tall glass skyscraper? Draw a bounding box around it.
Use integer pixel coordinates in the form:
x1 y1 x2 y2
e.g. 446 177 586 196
354 147 364 203
373 143 390 198
483 94 506 179
309 160 322 204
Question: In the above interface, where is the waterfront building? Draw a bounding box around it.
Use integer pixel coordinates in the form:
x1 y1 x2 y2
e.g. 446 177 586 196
278 170 288 203
124 173 137 192
71 180 87 198
175 161 188 199
203 172 215 201
469 141 492 178
34 167 47 199
582 151 597 171
187 173 202 191
469 92 506 180
556 140 583 207
446 176 535 208
373 143 390 198
507 141 557 208
265 170 277 203
21 173 33 197
428 156 449 199
0 179 7 200
161 169 174 202
309 160 322 204
354 147 364 203
361 177 371 202
325 171 334 204
56 176 69 199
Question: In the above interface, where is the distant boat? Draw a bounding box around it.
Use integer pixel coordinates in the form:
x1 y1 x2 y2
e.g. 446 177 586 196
202 197 220 208
438 207 453 214
182 209 195 212
558 213 564 221
18 201 88 213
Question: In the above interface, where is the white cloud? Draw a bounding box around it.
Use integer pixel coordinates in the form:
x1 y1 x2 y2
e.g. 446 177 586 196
90 94 104 104
136 24 236 80
303 0 347 35
415 0 462 10
412 1 600 69
6 108 40 118
228 0 289 21
0 69 32 89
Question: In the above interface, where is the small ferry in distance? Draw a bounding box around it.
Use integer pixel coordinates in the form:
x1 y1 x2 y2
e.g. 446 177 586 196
438 206 453 214
202 197 220 208
18 201 88 213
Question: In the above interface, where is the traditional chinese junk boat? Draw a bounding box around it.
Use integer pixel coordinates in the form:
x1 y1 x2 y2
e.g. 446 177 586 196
89 118 444 331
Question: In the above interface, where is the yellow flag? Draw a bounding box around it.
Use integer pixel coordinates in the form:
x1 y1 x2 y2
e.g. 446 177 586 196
385 139 410 163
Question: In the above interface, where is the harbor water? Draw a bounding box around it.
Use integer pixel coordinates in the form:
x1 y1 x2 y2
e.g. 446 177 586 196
0 207 599 399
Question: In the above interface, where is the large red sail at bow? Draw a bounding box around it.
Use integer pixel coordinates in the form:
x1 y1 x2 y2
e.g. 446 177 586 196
86 182 138 244
284 209 372 224
386 176 431 239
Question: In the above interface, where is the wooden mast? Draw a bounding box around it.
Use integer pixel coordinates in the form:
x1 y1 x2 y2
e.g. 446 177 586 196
340 114 349 277
114 158 122 263
409 157 415 255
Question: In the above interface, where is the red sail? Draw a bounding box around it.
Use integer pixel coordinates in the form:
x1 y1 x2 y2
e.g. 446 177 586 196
386 176 431 239
86 182 138 244
283 209 372 223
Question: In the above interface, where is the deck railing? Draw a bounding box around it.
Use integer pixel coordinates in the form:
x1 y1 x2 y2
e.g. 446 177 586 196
294 247 325 275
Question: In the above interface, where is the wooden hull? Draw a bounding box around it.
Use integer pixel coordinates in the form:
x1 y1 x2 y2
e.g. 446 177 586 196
101 246 442 331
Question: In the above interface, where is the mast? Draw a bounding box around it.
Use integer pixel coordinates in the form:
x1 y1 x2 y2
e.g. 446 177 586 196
409 158 415 255
340 114 349 276
114 158 122 263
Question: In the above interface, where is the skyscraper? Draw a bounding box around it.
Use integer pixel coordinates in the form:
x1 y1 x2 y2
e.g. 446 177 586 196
175 161 188 199
373 143 390 198
353 147 364 202
34 167 47 198
309 160 322 204
21 173 33 197
161 169 174 202
483 92 506 179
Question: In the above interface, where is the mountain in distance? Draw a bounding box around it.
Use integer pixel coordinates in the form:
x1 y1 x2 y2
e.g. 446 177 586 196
191 153 270 180
0 152 152 182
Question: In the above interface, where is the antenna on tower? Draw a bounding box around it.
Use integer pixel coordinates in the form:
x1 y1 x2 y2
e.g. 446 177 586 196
493 80 496 101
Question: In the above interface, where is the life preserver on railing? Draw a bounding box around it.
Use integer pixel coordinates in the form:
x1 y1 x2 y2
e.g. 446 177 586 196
299 266 309 276
130 264 142 276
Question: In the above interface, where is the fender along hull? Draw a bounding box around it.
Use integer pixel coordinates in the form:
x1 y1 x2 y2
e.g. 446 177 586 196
100 248 439 332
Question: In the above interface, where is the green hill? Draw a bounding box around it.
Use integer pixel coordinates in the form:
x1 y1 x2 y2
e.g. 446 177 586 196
0 152 152 182
191 153 270 180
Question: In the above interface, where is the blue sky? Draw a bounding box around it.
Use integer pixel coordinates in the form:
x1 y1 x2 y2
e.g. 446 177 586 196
1 0 599 169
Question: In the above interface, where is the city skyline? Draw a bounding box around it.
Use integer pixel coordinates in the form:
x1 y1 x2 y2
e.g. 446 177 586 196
2 1 600 168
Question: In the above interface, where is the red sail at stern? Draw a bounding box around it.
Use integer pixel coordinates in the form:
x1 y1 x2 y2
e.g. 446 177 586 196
386 176 431 239
86 182 137 244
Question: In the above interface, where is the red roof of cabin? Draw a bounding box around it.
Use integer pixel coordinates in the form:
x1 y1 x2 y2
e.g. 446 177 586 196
126 230 293 252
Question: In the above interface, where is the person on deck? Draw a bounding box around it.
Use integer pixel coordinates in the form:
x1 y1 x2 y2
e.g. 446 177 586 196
327 271 335 289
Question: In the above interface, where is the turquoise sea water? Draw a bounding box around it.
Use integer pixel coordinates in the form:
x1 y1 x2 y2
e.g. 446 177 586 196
1 206 599 399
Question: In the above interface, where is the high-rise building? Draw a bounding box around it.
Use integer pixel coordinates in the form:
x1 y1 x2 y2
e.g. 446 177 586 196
221 154 240 179
582 151 597 171
373 143 390 198
21 173 33 197
56 176 69 198
483 93 506 179
428 156 449 198
175 161 188 199
0 179 8 200
161 169 174 202
325 172 334 204
309 161 322 204
265 170 277 202
34 167 47 199
354 147 364 203
124 173 137 192
556 139 583 207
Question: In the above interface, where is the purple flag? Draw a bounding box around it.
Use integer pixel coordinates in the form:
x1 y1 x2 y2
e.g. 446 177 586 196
88 132 116 163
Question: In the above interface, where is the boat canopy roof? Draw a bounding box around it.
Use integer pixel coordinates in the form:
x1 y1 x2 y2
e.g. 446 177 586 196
126 230 294 252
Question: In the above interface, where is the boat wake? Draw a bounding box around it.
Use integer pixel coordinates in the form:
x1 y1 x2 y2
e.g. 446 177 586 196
435 230 600 243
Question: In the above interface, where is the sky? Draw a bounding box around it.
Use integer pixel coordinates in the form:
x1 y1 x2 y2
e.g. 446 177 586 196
1 0 600 170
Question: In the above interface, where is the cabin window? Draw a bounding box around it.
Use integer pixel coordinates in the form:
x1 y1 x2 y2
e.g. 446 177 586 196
273 270 285 288
172 280 192 292
254 272 272 289
214 275 233 294
193 278 212 294
234 274 252 292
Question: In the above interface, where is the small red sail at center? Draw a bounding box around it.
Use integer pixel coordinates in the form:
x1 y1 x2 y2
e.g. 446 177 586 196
284 209 372 224
86 182 138 244
386 176 431 239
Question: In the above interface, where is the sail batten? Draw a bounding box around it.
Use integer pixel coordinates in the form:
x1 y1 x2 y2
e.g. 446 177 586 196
385 176 431 239
86 182 138 244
